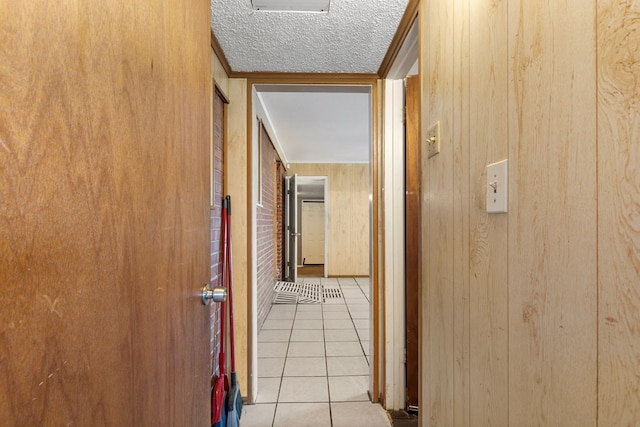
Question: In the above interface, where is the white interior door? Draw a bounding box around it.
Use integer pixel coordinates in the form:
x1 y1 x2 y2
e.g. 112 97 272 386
284 174 298 281
302 201 325 265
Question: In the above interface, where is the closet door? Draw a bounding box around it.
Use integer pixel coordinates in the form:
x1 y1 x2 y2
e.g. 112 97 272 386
0 0 211 424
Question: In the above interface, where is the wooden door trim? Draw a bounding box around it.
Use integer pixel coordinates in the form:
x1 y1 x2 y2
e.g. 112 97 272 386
211 29 232 77
404 74 421 409
245 76 382 402
377 0 420 78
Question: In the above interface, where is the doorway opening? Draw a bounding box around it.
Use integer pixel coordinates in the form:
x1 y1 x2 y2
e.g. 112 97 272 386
248 81 379 406
287 175 328 280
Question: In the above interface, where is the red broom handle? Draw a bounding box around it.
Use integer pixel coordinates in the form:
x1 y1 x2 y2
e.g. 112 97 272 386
218 199 228 376
226 195 236 373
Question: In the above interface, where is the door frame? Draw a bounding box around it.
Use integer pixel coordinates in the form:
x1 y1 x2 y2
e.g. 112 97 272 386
296 175 328 276
383 78 407 410
246 76 381 404
323 177 329 278
284 174 298 282
300 200 321 266
382 16 420 410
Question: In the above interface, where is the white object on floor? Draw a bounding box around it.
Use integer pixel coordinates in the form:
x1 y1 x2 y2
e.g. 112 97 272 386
273 281 333 304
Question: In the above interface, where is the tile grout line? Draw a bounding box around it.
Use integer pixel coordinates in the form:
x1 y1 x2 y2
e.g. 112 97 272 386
341 280 370 366
322 289 334 427
273 302 298 426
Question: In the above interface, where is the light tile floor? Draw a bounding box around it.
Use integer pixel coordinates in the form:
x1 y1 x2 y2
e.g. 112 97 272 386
242 277 392 427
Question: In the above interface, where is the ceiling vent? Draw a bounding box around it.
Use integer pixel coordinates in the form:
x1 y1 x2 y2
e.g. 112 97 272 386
251 0 331 12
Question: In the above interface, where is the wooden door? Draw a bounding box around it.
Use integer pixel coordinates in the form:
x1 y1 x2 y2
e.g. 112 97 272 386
0 1 211 425
274 162 287 280
405 75 421 410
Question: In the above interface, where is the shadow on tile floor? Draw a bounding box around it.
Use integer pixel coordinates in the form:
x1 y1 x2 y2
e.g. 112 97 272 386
389 410 418 427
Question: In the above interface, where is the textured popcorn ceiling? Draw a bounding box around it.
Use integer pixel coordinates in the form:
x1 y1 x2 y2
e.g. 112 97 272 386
211 0 409 73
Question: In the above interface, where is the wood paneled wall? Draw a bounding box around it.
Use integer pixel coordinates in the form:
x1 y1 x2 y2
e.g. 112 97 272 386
597 1 640 424
287 164 369 276
212 49 230 98
420 0 639 425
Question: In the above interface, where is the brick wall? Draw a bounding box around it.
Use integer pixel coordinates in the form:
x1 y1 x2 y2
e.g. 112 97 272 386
256 124 283 330
209 89 225 377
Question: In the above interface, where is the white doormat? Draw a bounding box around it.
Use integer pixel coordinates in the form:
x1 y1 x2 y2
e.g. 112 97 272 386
273 281 344 304
272 281 300 304
322 287 343 300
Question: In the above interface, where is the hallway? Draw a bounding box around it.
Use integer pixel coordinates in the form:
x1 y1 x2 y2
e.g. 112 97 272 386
242 277 391 427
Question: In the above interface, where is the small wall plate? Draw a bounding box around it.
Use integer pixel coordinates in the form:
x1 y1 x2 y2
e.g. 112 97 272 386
486 159 508 213
426 121 440 158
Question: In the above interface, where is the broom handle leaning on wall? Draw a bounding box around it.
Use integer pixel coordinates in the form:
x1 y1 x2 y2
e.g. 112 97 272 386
218 197 228 377
226 195 236 373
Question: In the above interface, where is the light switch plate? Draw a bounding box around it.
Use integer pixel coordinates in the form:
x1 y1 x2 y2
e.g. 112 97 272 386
487 159 508 213
426 121 440 158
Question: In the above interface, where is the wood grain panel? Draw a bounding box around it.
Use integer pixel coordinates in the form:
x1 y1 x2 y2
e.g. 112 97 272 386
210 29 232 78
507 1 597 425
212 50 230 101
226 78 249 397
468 0 509 425
419 5 430 424
0 5 133 421
405 75 421 409
0 0 211 425
287 164 370 276
452 0 471 425
597 1 640 424
422 0 456 424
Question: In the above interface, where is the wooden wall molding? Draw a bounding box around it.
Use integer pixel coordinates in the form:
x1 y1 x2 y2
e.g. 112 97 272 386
243 73 378 84
377 0 420 78
244 77 382 402
211 29 232 77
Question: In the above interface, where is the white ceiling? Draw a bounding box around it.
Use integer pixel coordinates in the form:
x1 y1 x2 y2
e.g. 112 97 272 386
256 85 371 164
211 0 413 164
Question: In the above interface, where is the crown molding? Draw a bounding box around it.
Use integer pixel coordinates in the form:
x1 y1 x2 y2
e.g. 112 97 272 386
238 72 379 84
